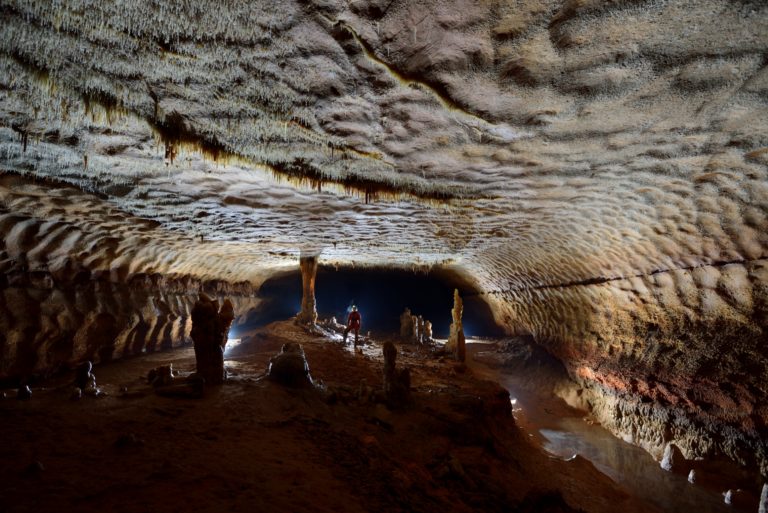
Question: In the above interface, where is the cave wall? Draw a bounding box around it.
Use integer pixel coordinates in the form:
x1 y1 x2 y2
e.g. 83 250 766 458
0 271 259 382
483 259 768 474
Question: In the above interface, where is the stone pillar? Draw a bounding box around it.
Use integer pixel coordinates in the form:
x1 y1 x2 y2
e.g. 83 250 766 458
445 289 466 362
382 341 410 408
219 299 235 335
400 308 413 339
417 315 425 344
759 483 767 513
191 293 235 385
424 320 433 341
296 255 318 325
383 341 397 398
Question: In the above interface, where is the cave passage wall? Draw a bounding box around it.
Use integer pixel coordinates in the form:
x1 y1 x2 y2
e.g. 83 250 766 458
0 272 259 383
249 266 505 337
0 0 766 475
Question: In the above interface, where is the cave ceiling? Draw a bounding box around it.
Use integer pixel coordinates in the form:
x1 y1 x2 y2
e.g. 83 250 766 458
0 0 766 290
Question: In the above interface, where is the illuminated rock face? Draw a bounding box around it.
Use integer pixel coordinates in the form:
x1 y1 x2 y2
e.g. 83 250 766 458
446 289 466 362
0 0 766 473
0 272 258 381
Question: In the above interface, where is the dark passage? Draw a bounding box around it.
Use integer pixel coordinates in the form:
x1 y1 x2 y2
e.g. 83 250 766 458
232 266 505 338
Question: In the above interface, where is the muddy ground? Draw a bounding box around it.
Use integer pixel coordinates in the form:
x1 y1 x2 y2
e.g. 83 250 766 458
0 321 658 513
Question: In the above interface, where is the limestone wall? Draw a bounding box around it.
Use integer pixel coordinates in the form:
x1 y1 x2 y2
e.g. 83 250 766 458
482 259 768 475
0 271 259 382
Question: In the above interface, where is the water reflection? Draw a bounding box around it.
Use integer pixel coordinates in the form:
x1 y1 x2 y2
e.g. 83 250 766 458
468 343 750 513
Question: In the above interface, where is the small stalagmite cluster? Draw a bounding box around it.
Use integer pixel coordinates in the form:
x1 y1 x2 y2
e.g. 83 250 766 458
399 307 433 344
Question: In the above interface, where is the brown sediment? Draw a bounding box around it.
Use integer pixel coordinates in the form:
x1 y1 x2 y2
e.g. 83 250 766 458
0 320 658 513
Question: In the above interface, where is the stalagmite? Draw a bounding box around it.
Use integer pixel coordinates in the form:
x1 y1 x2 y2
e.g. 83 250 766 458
417 315 425 344
190 293 235 385
296 255 319 325
759 483 768 513
660 443 684 472
382 341 410 408
445 289 466 362
268 343 313 387
400 307 414 340
74 361 95 390
423 320 433 342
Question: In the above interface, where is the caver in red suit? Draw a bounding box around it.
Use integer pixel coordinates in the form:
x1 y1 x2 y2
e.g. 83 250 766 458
344 306 362 346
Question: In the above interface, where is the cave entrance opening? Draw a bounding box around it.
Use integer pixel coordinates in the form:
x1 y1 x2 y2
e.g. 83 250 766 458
233 266 505 339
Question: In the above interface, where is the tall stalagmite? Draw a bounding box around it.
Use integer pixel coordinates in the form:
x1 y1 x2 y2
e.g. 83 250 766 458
190 293 235 385
446 289 466 362
296 255 319 325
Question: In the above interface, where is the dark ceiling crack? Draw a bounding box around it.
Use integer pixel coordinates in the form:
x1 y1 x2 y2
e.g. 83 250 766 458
476 256 768 296
318 16 522 144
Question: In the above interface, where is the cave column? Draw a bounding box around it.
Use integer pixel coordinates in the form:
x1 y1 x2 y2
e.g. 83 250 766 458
296 255 319 325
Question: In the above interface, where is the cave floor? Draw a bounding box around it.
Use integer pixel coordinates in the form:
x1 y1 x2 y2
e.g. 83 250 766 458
0 321 659 513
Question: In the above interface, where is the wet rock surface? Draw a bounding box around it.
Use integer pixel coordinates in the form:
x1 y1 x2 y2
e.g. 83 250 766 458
471 340 763 513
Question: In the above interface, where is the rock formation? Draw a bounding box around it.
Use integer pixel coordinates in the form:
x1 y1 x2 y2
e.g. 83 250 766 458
149 363 206 398
267 343 313 388
190 293 235 385
74 361 94 390
382 341 410 408
0 256 259 382
416 315 425 344
296 255 319 325
399 308 414 340
399 308 432 344
445 289 466 362
660 443 685 473
423 320 433 342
